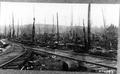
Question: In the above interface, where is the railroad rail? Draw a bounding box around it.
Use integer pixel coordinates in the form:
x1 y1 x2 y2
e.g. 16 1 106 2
14 40 117 61
0 43 116 74
66 51 116 61
47 48 117 61
32 47 117 70
65 43 117 61
11 42 117 70
0 45 32 69
0 51 26 68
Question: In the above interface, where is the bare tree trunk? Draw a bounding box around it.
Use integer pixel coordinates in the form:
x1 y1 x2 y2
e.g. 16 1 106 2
83 19 87 50
87 3 91 52
52 15 55 34
9 24 11 39
70 6 73 40
4 24 6 38
39 26 40 35
12 13 15 39
32 6 35 43
32 17 35 43
17 21 19 38
44 17 46 34
101 8 106 29
56 12 59 44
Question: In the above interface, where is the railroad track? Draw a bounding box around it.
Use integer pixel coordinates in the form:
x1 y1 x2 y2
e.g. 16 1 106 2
34 45 117 61
20 44 117 70
14 41 117 61
38 46 117 62
13 42 117 70
0 43 116 73
68 51 117 61
0 46 33 70
3 41 117 73
32 47 117 73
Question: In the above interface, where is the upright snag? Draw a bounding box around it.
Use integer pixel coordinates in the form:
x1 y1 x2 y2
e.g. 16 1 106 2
32 6 35 43
87 3 91 52
39 26 40 35
52 15 55 35
9 24 11 39
83 19 87 51
12 13 15 39
70 6 73 40
101 8 106 30
4 24 6 38
56 12 59 44
17 20 19 38
32 15 35 43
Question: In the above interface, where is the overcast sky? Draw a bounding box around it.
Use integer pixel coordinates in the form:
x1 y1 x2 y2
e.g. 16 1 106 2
0 2 119 28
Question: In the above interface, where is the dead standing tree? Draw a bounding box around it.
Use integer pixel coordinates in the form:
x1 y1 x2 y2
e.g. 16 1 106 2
17 20 20 38
69 6 73 42
4 24 6 38
52 15 55 35
87 3 91 52
54 12 60 49
12 13 15 39
32 16 35 43
56 12 59 44
32 6 36 43
83 19 87 50
8 24 12 39
51 15 55 43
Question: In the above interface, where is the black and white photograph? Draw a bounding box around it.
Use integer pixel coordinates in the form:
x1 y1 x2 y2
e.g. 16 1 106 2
0 2 118 74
